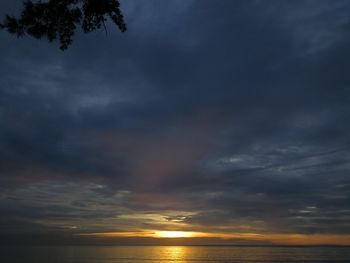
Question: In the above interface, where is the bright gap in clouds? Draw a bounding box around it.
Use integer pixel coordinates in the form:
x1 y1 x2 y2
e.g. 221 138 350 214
155 231 195 238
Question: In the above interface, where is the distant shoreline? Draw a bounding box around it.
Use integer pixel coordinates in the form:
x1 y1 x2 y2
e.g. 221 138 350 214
1 244 349 248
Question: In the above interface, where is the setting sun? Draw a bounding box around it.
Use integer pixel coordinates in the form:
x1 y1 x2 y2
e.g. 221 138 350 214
155 231 194 238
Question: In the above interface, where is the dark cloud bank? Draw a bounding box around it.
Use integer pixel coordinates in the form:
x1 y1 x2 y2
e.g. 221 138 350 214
0 0 350 245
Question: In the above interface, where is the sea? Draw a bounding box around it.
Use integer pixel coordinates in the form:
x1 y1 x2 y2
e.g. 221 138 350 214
1 245 350 263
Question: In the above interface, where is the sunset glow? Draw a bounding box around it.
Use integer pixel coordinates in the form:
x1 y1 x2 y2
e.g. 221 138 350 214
77 231 350 245
154 231 195 238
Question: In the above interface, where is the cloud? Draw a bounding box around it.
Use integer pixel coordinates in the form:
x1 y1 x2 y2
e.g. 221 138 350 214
0 0 350 243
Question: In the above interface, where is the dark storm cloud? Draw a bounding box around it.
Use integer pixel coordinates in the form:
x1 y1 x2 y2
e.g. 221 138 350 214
0 0 350 242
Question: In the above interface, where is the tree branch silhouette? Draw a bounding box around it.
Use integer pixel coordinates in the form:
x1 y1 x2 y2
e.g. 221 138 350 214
0 0 127 50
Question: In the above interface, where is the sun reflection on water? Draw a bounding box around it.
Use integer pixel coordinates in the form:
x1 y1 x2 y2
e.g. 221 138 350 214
164 246 188 261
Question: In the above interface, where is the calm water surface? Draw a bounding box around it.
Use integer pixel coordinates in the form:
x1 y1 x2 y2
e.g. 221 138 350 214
1 246 350 263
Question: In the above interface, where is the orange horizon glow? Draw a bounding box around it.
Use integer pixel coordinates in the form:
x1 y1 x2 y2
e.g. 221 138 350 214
155 231 196 238
77 231 350 245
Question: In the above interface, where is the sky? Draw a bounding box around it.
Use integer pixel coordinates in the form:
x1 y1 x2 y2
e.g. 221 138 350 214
0 0 350 245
